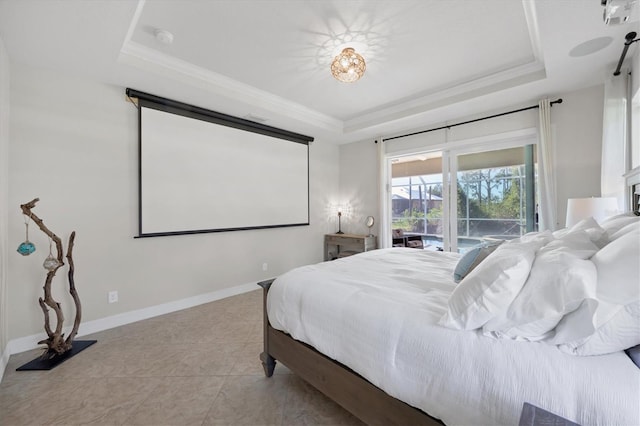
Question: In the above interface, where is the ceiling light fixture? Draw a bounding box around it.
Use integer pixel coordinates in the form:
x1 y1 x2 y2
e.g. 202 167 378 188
330 47 366 83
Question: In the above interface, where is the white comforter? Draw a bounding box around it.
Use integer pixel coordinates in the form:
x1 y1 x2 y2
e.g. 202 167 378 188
267 248 640 426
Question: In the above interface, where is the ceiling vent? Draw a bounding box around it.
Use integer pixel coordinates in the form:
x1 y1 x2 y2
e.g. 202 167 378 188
602 0 639 25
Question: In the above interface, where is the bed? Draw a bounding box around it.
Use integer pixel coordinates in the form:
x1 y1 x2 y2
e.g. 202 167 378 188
259 214 640 425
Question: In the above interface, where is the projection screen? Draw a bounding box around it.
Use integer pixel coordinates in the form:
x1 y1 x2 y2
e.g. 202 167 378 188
128 89 313 237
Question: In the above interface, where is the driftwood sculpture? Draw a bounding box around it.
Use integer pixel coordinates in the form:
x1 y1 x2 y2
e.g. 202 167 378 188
19 198 82 357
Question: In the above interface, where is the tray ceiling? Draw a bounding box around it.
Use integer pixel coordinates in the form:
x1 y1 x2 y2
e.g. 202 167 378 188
0 0 637 143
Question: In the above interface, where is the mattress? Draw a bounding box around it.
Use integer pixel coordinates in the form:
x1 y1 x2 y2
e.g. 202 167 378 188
267 248 640 426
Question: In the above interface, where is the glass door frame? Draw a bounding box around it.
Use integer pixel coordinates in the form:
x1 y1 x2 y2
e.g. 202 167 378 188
381 128 538 252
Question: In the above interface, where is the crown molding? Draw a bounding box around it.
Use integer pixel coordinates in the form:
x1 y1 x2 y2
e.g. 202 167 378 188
522 0 545 64
120 36 546 136
119 41 343 132
343 60 546 133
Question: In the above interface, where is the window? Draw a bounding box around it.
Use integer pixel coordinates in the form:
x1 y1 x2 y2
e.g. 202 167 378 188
387 136 537 253
391 152 446 250
455 145 536 242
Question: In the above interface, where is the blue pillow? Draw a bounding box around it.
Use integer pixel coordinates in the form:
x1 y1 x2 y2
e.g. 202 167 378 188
453 242 503 283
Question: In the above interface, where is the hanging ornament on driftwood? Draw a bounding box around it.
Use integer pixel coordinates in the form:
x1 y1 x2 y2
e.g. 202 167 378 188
14 198 96 370
17 213 35 256
42 237 60 271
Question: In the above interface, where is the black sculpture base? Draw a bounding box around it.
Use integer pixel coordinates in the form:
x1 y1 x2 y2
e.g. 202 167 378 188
16 340 97 371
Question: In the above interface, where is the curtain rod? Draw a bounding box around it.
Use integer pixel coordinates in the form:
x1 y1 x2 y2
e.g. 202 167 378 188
378 98 563 143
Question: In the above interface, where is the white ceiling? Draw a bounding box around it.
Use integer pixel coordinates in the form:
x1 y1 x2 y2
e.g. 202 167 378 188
0 0 638 144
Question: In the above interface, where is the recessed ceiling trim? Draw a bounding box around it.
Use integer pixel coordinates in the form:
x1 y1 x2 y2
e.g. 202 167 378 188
118 0 550 138
120 0 146 55
119 38 547 137
522 0 545 63
119 41 343 132
343 61 547 133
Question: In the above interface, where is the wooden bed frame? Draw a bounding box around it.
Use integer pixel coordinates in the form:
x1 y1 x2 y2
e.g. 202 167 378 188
258 279 443 426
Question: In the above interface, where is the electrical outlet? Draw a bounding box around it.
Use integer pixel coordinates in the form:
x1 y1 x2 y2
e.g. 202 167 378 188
108 291 118 304
262 263 268 271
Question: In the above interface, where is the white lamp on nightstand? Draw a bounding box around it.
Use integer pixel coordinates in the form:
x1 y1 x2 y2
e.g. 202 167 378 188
565 197 618 227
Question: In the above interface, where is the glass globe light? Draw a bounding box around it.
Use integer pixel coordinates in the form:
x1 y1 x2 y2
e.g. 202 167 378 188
331 48 366 83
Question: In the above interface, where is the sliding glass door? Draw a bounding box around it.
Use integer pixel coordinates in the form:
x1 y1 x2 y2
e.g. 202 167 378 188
390 152 448 250
386 138 537 253
450 144 536 252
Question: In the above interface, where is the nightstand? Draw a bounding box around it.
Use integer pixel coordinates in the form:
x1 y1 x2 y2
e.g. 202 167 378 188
324 234 376 261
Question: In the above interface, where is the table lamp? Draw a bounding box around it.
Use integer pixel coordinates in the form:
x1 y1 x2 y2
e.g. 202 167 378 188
565 197 618 227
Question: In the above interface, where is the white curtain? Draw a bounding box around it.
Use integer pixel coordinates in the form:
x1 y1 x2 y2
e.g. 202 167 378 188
601 74 629 210
537 99 558 231
377 138 390 248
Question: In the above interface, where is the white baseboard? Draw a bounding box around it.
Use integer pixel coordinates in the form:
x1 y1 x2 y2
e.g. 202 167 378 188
6 281 260 356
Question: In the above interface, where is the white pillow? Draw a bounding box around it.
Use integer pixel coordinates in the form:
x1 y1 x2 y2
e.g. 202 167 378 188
439 236 546 330
601 212 635 221
551 299 600 344
556 301 640 356
483 247 597 341
519 230 554 245
600 214 639 238
593 228 640 304
552 230 640 355
553 217 608 248
539 230 600 259
608 220 640 241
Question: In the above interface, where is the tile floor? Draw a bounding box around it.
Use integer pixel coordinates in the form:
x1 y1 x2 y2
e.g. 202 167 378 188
0 290 364 426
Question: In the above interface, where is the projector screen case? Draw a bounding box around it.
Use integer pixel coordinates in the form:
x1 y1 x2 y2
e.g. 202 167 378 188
127 89 313 238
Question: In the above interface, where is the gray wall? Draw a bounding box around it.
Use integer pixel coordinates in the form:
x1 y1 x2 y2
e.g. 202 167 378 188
553 85 605 225
338 140 380 236
6 62 340 346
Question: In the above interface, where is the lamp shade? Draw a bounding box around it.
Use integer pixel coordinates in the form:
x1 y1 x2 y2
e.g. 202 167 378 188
331 203 351 216
565 197 618 227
